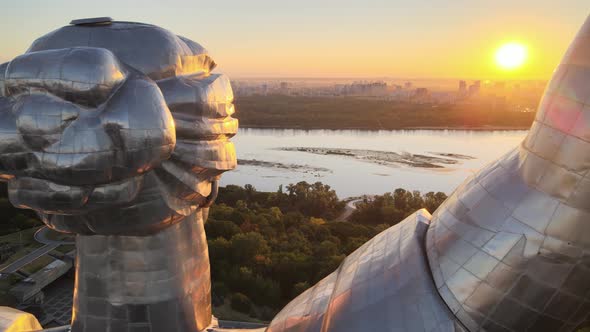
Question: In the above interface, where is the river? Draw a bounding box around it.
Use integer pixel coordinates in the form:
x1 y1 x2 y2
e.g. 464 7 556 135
220 128 528 197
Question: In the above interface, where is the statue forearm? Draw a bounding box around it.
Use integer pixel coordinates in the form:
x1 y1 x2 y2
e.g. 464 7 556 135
72 210 211 331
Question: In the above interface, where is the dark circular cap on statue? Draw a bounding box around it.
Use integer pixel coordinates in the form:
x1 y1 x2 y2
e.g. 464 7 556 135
70 17 113 25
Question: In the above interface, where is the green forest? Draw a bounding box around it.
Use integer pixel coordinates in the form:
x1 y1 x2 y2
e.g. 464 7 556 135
235 95 536 130
207 183 447 321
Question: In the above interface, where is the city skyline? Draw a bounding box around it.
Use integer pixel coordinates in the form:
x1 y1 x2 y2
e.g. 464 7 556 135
0 1 588 80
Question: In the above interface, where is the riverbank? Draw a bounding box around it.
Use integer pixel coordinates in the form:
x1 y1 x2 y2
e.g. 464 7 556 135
241 125 530 131
235 95 536 131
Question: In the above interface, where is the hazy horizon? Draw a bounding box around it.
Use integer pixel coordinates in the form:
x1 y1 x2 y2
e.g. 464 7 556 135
1 1 588 79
229 75 548 81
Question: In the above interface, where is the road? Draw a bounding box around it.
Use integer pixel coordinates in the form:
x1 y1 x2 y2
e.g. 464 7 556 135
34 226 75 245
0 226 74 275
0 243 59 274
334 198 363 222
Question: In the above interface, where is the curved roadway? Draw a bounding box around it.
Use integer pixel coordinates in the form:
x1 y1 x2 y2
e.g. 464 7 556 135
0 227 74 274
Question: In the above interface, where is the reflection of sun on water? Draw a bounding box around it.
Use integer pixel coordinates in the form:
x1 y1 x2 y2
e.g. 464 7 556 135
495 42 527 70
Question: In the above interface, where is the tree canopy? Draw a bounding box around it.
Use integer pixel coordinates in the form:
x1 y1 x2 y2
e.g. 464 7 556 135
207 183 447 320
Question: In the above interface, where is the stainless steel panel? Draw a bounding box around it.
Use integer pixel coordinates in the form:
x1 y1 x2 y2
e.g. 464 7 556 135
267 210 466 332
0 19 236 332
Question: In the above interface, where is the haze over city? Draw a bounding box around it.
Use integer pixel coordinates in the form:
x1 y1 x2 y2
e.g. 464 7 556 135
1 0 588 79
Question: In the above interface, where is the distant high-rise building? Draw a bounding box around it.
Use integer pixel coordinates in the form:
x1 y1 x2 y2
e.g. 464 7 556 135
494 81 506 89
413 87 430 103
404 81 412 89
459 80 467 93
340 81 387 96
279 81 290 95
468 80 481 95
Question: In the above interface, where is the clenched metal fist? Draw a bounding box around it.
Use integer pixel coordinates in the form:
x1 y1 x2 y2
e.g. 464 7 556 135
0 19 237 236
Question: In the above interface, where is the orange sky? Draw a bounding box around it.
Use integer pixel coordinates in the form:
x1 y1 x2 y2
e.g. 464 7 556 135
0 1 588 80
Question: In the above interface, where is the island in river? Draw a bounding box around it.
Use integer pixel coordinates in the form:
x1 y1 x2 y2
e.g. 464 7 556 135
278 147 474 169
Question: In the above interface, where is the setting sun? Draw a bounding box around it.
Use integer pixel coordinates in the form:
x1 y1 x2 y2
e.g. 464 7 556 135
495 42 527 70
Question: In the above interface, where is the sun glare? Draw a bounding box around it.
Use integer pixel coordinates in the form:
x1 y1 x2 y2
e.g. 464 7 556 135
495 42 527 70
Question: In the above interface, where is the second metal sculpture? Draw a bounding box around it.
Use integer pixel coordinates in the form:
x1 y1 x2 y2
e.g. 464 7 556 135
268 14 590 332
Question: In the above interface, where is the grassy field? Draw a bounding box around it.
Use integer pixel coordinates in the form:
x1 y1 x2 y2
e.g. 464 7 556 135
21 255 55 275
0 227 41 246
44 228 75 243
54 245 76 255
235 95 535 130
0 227 44 270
